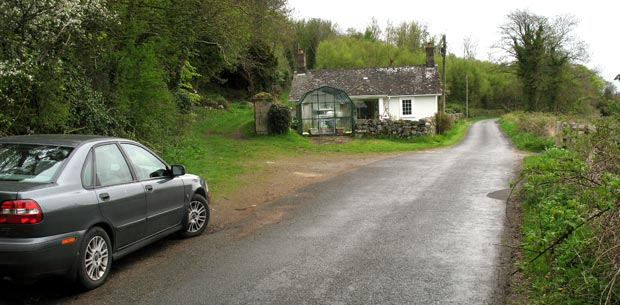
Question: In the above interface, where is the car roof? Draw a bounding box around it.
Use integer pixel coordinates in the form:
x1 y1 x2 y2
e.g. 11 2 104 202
0 134 124 147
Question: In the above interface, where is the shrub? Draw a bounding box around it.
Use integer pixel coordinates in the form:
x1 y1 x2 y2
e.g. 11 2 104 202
502 111 557 137
517 115 620 304
434 112 454 135
268 104 291 135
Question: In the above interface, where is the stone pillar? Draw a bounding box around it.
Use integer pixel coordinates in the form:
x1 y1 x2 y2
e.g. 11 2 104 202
252 93 274 135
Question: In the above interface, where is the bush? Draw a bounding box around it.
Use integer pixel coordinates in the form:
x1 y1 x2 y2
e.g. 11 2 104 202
498 118 554 152
268 104 291 135
434 112 454 135
517 115 620 304
502 111 557 137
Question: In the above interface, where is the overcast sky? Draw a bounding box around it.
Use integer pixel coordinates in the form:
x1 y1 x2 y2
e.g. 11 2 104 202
286 0 618 84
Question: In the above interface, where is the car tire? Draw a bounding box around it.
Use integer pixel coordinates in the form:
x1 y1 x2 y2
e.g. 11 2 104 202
180 194 210 238
77 227 112 290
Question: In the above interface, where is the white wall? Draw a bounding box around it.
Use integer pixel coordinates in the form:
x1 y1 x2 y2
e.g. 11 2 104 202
386 95 438 120
352 95 439 121
412 96 438 119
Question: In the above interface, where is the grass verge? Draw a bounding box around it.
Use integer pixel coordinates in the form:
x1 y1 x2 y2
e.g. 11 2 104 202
162 103 476 198
498 118 554 152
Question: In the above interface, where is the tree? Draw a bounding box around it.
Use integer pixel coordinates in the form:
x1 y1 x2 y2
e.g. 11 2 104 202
463 36 478 59
385 20 430 53
292 18 338 70
363 17 382 42
499 10 587 112
0 0 114 135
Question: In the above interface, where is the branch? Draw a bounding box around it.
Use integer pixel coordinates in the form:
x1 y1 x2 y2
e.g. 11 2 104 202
196 40 232 65
528 207 611 264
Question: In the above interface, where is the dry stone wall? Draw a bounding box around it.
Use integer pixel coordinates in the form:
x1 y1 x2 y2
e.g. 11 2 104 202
355 119 434 138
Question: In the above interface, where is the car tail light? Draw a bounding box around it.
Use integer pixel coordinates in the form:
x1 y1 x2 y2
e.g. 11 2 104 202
0 200 43 224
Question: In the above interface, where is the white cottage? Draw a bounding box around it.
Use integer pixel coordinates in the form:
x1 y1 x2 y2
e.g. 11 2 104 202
289 45 442 125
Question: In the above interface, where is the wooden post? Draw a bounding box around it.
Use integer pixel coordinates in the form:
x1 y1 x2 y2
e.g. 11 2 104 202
441 35 447 114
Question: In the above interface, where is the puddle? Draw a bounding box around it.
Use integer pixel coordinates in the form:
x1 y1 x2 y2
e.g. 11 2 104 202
487 189 511 201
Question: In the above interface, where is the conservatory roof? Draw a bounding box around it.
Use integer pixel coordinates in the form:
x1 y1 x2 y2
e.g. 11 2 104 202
298 86 352 104
289 65 442 101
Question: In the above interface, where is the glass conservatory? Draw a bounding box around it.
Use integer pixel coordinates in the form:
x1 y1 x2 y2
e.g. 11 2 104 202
296 86 355 136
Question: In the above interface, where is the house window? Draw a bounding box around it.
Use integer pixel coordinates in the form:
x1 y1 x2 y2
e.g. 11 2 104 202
402 99 412 116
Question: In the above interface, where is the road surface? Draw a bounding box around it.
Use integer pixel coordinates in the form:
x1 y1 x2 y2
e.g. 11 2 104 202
2 119 519 304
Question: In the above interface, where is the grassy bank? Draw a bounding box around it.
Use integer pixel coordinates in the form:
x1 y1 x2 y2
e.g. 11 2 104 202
162 103 475 198
498 112 555 152
501 112 620 304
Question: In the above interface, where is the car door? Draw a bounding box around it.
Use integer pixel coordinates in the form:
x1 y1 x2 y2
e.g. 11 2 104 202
88 143 147 249
120 143 185 236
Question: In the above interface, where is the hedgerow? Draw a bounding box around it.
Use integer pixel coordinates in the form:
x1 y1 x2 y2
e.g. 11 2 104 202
516 115 620 304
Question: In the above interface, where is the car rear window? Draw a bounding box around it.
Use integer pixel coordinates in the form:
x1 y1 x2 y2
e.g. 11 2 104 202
0 143 73 183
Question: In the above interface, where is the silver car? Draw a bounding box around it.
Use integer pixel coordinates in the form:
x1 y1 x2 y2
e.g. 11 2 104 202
0 135 210 289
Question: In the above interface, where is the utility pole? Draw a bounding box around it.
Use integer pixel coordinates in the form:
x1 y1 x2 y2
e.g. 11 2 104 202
440 35 447 114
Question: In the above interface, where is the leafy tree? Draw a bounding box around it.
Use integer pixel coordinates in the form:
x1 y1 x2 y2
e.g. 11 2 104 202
0 0 114 135
385 20 431 53
499 10 588 112
292 18 338 70
316 36 425 69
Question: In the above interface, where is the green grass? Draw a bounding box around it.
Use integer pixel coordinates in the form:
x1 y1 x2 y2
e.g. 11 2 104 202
162 103 476 198
499 118 554 152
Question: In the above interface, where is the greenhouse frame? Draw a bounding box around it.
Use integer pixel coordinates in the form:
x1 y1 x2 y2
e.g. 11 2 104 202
296 86 355 136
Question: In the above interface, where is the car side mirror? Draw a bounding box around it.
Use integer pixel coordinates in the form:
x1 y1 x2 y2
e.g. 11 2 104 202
171 165 186 177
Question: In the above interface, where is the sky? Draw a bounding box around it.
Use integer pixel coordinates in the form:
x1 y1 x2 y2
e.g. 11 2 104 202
286 0 619 84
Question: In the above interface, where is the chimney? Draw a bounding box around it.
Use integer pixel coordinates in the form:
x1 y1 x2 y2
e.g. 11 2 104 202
425 43 435 67
295 49 307 74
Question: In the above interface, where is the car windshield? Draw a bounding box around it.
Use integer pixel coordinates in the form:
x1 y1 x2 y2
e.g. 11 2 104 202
0 143 73 183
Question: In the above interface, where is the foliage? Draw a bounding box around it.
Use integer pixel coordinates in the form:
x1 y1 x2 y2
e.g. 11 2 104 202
316 36 426 69
385 20 431 53
499 112 555 152
291 18 338 70
0 0 292 145
502 111 558 137
515 115 620 304
268 104 291 135
499 10 590 112
434 112 454 135
309 15 606 116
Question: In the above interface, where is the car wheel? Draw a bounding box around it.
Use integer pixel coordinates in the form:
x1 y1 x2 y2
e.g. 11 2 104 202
180 194 210 237
77 227 112 290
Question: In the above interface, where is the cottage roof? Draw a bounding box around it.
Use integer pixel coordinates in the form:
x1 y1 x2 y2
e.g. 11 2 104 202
289 65 442 101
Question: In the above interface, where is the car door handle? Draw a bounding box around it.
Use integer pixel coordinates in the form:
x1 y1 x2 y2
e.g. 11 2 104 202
99 193 110 200
145 185 153 192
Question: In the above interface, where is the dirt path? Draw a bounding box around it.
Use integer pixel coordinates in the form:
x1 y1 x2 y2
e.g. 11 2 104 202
207 145 406 236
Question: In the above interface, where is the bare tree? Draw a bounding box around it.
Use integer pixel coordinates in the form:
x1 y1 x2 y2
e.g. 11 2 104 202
364 17 382 42
463 36 478 59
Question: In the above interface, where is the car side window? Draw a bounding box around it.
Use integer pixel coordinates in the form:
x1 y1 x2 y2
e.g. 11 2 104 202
94 144 133 187
81 151 94 188
121 144 168 181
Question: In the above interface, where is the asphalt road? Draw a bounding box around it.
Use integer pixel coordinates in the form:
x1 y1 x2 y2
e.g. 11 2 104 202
1 119 519 305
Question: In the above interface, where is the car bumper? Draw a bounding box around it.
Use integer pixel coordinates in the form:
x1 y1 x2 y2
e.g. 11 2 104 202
0 230 86 280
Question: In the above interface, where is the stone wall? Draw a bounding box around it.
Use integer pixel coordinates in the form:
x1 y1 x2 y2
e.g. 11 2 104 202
355 118 434 138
